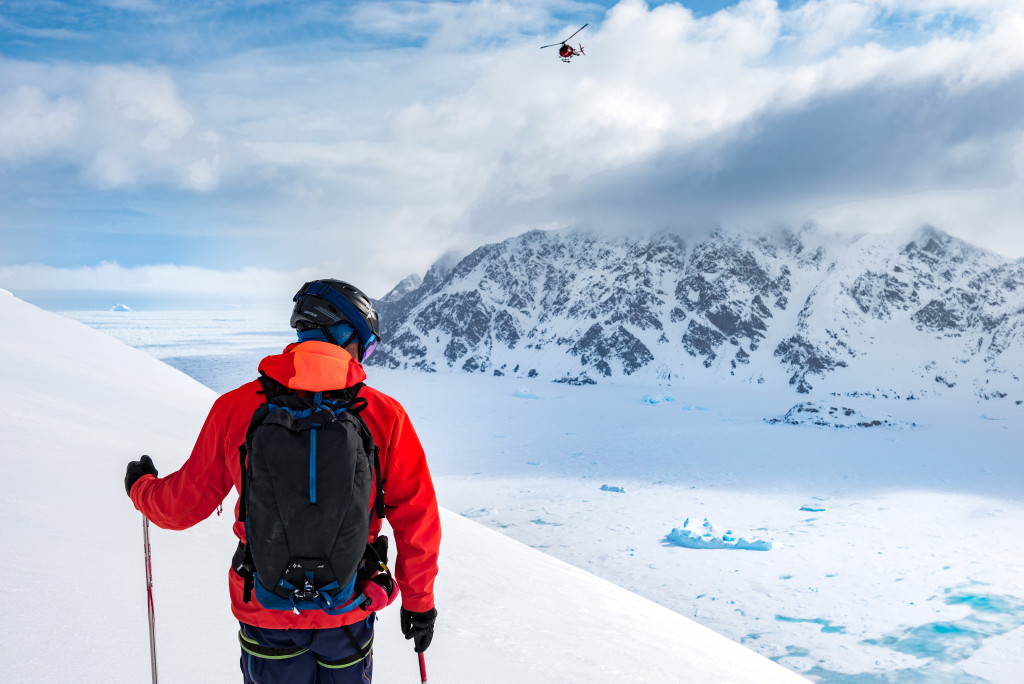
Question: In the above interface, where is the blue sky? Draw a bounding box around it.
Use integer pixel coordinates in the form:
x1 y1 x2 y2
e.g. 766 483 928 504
2 0 1023 301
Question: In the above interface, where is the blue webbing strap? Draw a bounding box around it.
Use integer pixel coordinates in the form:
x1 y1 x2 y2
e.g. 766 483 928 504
305 282 373 346
308 392 323 504
267 403 315 418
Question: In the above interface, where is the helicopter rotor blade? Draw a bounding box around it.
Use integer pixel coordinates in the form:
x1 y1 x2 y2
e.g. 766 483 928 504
563 23 588 43
540 23 587 49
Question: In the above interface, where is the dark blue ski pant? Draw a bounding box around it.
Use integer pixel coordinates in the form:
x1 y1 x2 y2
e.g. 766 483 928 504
239 616 374 683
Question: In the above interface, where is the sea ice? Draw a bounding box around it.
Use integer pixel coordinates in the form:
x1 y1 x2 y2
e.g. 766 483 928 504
666 518 773 551
600 485 626 493
461 507 499 518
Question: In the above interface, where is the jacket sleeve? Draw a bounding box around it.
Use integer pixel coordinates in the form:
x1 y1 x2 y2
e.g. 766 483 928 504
130 394 238 531
382 405 441 613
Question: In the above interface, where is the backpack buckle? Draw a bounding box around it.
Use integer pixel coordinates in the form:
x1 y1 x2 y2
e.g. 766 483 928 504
291 571 318 601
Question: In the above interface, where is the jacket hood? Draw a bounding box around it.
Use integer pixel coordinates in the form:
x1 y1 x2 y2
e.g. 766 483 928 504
258 340 367 392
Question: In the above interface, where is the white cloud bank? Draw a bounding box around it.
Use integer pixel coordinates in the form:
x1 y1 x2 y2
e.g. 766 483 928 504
0 262 316 302
0 60 220 191
1 0 1023 298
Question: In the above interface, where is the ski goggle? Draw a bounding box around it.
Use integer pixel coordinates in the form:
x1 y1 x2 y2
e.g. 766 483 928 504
361 333 379 363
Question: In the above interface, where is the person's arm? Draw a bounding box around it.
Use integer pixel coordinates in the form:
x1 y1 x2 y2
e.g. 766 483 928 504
382 406 441 613
129 394 238 531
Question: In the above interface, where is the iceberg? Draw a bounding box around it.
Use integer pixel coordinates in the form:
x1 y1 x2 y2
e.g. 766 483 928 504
666 517 772 551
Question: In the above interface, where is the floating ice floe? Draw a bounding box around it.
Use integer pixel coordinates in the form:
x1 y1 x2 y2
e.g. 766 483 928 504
666 517 772 551
600 484 626 493
461 507 498 519
641 393 675 404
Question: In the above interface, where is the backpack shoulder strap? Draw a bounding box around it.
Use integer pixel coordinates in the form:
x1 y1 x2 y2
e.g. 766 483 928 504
340 384 385 520
238 375 278 525
256 373 289 402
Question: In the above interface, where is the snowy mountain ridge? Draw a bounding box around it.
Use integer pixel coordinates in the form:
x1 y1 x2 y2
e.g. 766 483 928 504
372 225 1024 402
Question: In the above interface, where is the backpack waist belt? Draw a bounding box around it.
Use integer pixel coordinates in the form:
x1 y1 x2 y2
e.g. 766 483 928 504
237 627 373 666
238 629 308 660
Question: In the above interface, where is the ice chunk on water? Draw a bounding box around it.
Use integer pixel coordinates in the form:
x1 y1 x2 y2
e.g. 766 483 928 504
461 507 498 518
666 517 772 551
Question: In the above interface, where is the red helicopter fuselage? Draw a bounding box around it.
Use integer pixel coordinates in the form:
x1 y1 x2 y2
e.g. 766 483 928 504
557 43 584 62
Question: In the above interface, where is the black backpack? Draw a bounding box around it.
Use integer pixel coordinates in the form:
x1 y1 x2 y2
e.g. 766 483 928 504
234 375 386 615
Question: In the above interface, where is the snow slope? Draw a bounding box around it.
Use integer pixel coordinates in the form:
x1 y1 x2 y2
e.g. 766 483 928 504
0 291 805 683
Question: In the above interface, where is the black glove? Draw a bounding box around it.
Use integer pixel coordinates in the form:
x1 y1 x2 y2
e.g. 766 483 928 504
400 607 437 653
125 455 158 496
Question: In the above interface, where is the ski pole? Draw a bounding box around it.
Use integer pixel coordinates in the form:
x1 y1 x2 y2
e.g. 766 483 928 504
143 516 159 684
418 651 428 683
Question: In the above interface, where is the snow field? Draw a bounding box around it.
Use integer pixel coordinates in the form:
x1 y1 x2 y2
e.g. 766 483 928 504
0 294 806 682
366 369 1024 682
34 302 1024 682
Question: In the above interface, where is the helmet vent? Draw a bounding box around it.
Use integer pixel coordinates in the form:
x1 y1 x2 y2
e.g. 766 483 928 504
312 305 336 320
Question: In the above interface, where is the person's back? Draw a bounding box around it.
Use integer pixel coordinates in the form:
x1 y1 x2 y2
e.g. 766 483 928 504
125 279 441 683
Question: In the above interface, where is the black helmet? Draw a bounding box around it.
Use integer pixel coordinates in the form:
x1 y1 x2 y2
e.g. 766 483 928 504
291 279 381 357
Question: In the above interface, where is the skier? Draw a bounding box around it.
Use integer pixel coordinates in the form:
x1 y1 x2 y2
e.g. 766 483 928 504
125 279 441 683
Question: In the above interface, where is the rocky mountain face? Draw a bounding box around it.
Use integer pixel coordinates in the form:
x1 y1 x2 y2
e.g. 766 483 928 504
370 226 1024 401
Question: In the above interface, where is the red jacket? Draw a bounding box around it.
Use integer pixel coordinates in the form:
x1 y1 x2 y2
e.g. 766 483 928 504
130 340 441 629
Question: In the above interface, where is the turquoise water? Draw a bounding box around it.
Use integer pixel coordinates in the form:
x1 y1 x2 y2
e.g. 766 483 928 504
775 615 847 634
801 587 1024 683
862 589 1024 663
804 664 992 683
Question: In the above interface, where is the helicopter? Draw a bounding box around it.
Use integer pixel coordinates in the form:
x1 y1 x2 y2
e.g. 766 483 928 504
540 23 587 62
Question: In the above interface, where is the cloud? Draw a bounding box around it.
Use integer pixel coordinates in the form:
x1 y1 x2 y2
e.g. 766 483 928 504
0 86 80 161
783 1 876 58
348 0 576 47
0 261 318 300
2 0 1024 300
0 59 221 190
519 67 1024 226
100 0 162 11
0 14 87 41
464 0 1024 250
